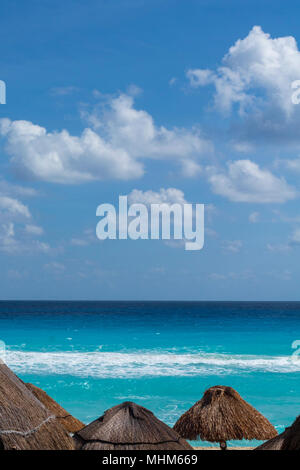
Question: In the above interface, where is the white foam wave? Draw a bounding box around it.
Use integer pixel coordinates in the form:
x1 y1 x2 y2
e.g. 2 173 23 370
4 350 300 378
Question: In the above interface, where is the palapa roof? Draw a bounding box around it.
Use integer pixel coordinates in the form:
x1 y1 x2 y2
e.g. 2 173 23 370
26 383 84 434
173 385 277 443
256 415 300 450
0 363 74 450
74 401 193 450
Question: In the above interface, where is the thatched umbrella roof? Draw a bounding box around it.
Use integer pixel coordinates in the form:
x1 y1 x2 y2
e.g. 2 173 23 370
0 364 74 450
73 401 193 450
173 386 277 446
26 383 84 434
255 415 300 450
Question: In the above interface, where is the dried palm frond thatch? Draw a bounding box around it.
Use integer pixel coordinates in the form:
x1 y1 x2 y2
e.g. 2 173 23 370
173 385 277 450
0 364 74 450
26 383 84 434
74 401 193 450
255 415 300 450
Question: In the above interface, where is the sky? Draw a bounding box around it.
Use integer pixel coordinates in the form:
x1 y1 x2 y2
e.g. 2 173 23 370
1 0 300 300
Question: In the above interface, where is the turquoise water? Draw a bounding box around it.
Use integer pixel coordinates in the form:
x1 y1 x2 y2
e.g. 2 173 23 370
0 301 299 447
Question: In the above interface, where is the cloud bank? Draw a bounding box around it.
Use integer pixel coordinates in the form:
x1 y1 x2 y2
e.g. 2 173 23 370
0 93 211 184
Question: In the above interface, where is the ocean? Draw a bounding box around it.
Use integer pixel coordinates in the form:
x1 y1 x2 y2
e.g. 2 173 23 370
0 301 299 448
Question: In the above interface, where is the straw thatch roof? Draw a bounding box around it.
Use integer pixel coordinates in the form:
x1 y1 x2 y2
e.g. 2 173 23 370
74 401 193 450
26 383 84 434
255 415 300 450
173 385 277 443
0 364 74 450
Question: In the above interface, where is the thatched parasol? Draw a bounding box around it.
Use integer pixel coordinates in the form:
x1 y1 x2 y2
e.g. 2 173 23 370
26 383 84 434
255 415 300 450
173 385 277 450
73 401 193 450
0 363 74 450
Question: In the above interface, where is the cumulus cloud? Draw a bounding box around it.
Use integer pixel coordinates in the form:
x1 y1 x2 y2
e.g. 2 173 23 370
188 26 300 114
128 187 187 206
0 178 46 254
187 69 216 88
0 223 17 253
0 118 143 184
208 160 297 203
180 159 202 178
187 26 300 146
0 93 212 184
0 222 49 254
266 227 300 252
0 196 31 219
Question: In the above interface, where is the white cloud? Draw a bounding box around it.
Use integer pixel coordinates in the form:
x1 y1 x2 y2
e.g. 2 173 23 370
70 229 96 247
180 159 202 178
0 118 143 184
249 211 260 223
0 223 16 253
289 227 300 245
169 77 177 86
187 69 216 87
128 187 187 206
0 179 38 197
87 93 212 165
208 160 297 203
222 240 242 253
44 261 65 272
266 227 300 252
209 270 254 280
267 243 291 252
187 26 300 115
282 158 300 172
25 224 44 236
34 241 50 253
70 238 89 247
187 26 300 147
0 178 46 254
268 269 292 281
0 196 31 219
50 86 79 96
209 273 227 280
164 239 186 249
271 209 300 224
0 93 212 184
0 222 49 254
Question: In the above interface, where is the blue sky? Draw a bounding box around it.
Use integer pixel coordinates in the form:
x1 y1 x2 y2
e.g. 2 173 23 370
1 0 300 300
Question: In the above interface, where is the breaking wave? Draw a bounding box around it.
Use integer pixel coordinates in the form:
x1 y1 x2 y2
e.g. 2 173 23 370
4 350 300 378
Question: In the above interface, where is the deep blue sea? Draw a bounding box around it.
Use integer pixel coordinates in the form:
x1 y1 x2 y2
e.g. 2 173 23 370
0 301 299 447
